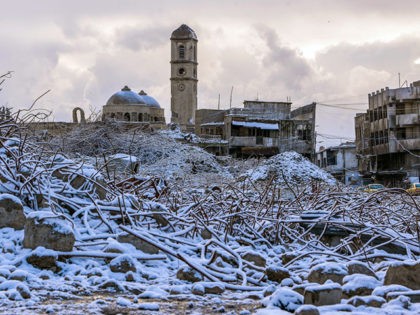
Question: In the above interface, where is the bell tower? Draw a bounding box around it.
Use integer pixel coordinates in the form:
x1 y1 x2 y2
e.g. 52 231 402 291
170 24 198 131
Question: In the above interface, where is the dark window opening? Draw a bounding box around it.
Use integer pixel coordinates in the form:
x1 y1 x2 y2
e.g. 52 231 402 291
178 45 185 59
326 151 337 166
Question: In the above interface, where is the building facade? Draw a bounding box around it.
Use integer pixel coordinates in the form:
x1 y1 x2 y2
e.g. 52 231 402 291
316 142 359 185
355 80 420 186
195 101 316 158
170 24 198 131
102 86 165 128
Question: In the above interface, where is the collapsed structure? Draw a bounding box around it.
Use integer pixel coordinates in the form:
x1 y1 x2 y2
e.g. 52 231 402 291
355 80 420 186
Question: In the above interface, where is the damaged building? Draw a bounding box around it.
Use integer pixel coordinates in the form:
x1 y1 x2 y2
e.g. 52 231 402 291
355 80 420 186
195 101 316 158
316 142 359 185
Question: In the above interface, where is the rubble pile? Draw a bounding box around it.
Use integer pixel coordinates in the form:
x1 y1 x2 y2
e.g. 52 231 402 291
245 151 337 185
0 119 420 314
45 123 230 183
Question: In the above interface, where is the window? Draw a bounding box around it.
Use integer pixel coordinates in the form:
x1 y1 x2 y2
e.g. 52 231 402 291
178 68 186 76
178 45 185 59
326 151 337 166
248 128 256 136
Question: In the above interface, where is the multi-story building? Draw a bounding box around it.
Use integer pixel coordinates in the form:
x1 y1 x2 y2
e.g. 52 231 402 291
355 80 420 186
195 101 316 158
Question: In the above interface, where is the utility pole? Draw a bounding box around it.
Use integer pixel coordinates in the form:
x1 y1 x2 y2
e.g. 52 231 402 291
218 94 220 110
229 86 234 109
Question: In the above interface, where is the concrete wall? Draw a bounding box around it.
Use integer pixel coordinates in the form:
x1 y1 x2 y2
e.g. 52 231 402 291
195 109 227 135
242 100 291 119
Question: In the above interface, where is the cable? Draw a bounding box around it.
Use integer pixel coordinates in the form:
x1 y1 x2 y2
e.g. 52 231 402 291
317 133 354 140
316 103 366 111
393 138 420 159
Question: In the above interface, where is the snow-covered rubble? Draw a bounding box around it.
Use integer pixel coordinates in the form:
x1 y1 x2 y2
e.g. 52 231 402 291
1 121 420 314
245 151 336 185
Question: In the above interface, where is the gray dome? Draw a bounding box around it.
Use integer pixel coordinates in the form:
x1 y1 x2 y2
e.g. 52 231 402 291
139 90 161 108
106 86 146 105
171 24 197 40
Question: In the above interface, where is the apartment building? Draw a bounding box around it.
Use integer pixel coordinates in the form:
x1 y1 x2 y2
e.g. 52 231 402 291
355 80 420 186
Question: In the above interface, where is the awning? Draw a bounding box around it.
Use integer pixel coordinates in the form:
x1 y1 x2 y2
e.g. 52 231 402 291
232 121 278 130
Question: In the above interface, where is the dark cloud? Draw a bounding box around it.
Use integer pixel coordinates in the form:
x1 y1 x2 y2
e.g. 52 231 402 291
256 25 313 91
1 0 419 141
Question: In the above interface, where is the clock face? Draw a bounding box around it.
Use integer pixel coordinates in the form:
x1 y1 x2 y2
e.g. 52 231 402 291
178 67 186 76
178 83 185 91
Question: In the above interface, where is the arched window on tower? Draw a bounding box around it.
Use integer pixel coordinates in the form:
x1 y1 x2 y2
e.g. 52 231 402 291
178 45 185 59
193 46 196 61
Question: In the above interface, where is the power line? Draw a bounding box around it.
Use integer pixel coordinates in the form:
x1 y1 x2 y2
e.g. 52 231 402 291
317 133 354 140
316 102 367 111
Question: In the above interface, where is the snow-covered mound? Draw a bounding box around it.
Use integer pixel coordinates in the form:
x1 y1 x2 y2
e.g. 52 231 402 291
46 124 230 181
138 142 230 180
244 151 336 185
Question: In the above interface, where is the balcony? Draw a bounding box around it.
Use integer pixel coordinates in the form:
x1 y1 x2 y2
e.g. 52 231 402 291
396 113 419 127
229 136 279 147
396 138 420 152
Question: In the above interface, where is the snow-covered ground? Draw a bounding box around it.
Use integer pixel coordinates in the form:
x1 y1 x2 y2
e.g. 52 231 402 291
0 124 419 314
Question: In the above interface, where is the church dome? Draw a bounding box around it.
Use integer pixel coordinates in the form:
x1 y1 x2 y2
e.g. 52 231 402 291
139 90 161 108
106 86 146 105
170 24 197 40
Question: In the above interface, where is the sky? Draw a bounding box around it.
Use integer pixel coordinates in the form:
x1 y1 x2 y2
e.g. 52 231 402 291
0 0 419 147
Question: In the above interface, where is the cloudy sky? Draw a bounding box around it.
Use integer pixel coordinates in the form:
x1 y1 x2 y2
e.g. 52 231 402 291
1 0 419 146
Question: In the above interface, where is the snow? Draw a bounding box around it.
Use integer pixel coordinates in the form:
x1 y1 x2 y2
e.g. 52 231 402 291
116 296 132 306
305 281 342 292
26 211 74 235
342 274 381 292
0 193 22 205
1 124 420 314
245 151 337 185
372 284 411 297
309 262 348 276
109 153 138 162
262 287 303 312
137 286 169 299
